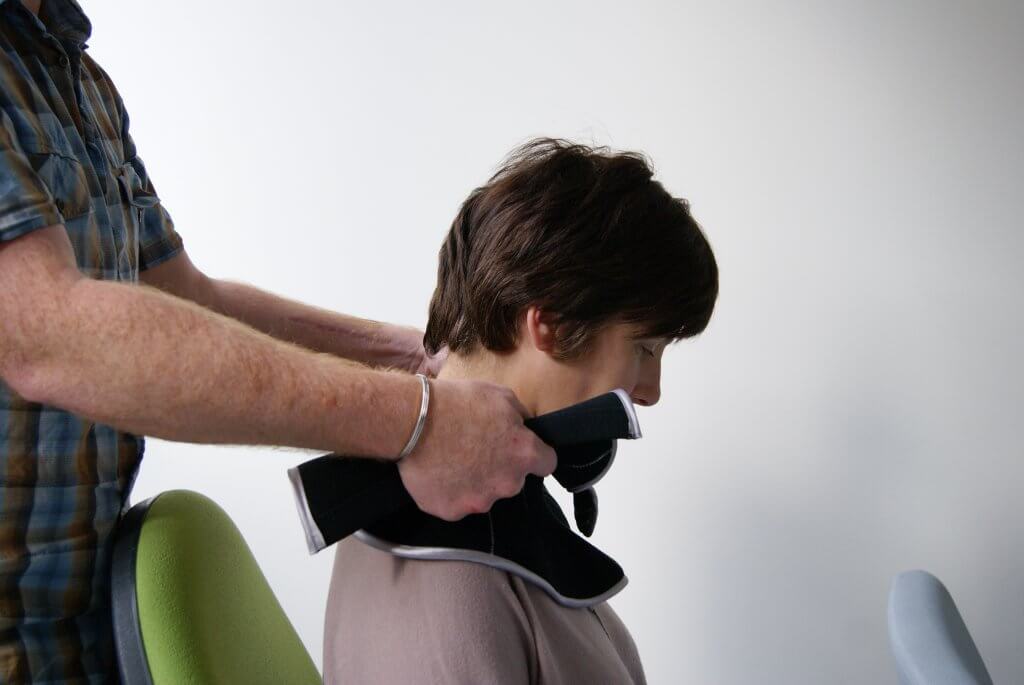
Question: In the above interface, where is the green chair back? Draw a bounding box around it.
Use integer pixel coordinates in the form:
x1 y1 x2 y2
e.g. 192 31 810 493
112 489 321 684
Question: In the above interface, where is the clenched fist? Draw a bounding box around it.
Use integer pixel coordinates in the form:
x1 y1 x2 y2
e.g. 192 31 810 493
397 378 556 521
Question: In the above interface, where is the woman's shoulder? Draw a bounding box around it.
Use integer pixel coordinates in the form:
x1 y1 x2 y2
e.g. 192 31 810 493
332 535 533 618
325 536 538 683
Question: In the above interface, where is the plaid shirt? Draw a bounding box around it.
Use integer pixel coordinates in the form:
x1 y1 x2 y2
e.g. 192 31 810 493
0 0 184 681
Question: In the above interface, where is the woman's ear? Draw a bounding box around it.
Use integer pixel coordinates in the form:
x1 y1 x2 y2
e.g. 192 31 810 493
523 305 559 353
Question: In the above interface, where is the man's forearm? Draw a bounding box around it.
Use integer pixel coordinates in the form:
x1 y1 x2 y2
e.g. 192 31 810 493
203 278 421 372
17 277 421 458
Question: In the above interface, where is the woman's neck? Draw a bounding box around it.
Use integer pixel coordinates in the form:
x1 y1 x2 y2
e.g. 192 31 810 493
434 351 542 418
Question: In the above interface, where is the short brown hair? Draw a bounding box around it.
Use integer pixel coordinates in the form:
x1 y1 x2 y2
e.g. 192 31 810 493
424 137 719 361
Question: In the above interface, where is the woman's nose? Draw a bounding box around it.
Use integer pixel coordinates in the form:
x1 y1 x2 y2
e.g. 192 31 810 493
631 384 660 407
630 361 662 407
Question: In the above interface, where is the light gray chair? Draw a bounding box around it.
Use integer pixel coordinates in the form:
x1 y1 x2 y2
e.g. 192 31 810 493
887 570 993 685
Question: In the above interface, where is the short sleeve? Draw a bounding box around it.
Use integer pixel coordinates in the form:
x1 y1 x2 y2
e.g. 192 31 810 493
117 97 184 270
0 107 64 242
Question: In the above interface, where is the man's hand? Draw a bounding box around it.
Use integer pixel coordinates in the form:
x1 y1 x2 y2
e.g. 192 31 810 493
415 343 448 378
397 378 557 521
390 323 448 378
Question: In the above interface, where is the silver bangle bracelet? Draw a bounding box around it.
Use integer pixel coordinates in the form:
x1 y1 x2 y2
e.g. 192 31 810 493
397 373 430 461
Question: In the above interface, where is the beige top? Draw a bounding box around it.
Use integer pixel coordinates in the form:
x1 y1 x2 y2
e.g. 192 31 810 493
323 535 646 684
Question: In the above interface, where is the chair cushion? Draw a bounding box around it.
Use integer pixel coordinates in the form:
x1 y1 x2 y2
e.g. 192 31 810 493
133 490 319 684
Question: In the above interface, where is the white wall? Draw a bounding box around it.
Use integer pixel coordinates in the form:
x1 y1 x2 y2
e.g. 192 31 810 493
88 1 1024 682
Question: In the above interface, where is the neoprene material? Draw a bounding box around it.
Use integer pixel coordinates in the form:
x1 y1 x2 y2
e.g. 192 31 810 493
288 389 642 608
111 490 320 685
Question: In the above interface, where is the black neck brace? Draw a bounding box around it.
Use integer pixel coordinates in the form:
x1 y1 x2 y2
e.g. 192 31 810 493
288 389 641 608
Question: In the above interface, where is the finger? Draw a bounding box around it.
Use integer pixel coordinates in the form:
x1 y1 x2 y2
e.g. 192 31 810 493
466 494 493 516
525 435 557 477
503 474 527 499
503 388 531 419
489 477 518 501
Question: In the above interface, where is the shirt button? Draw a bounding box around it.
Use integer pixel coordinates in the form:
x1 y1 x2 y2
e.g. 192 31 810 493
58 55 70 68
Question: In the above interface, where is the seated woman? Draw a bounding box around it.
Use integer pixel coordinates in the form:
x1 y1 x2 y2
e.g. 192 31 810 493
322 137 718 684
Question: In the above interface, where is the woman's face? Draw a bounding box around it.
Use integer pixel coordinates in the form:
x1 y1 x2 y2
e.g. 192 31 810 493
521 307 667 415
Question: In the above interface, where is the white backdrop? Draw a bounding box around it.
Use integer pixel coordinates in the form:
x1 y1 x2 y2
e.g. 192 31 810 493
87 1 1023 682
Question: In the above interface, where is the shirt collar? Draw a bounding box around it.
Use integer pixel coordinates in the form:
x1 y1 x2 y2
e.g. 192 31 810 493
0 0 92 50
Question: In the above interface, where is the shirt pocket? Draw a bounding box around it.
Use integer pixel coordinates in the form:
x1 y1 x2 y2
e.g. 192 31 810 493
21 142 93 223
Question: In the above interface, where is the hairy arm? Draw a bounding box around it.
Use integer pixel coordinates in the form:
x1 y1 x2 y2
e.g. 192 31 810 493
1 226 555 521
140 250 428 374
0 225 420 458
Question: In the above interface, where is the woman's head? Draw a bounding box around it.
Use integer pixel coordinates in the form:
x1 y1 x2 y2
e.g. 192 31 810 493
426 137 718 414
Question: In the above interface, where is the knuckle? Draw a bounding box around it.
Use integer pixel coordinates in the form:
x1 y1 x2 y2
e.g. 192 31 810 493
538 443 557 472
517 428 535 454
501 481 523 498
522 440 539 464
459 496 482 516
508 472 526 493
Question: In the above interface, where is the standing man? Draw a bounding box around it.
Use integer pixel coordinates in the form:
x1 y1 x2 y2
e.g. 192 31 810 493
0 0 557 681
